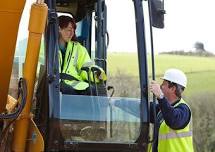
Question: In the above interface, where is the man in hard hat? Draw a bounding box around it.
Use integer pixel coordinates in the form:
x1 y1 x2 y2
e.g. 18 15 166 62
149 68 194 152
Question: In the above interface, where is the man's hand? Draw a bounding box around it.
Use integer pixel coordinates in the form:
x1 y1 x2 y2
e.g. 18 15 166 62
149 80 164 99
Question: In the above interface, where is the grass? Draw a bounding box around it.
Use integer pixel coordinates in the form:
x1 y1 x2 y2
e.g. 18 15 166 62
152 54 215 76
107 53 140 76
108 53 215 76
185 71 215 98
107 53 215 98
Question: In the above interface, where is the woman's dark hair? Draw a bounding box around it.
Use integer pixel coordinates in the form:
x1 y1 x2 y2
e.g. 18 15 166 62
58 15 77 41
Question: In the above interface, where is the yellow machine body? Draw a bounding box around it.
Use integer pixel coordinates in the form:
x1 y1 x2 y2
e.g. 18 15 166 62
0 1 47 151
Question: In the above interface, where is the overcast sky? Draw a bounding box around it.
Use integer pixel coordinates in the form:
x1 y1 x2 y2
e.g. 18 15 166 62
153 0 215 53
106 0 215 53
17 0 215 54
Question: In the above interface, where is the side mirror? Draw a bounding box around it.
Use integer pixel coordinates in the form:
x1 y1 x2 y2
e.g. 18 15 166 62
150 0 165 28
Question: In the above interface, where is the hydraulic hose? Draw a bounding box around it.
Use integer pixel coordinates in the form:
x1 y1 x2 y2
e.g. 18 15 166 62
0 78 27 151
0 78 27 119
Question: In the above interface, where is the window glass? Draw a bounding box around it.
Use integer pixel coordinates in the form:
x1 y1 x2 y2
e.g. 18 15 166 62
58 0 142 144
59 95 140 143
106 0 140 98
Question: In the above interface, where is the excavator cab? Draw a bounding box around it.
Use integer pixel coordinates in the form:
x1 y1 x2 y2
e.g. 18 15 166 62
0 0 164 151
34 1 147 151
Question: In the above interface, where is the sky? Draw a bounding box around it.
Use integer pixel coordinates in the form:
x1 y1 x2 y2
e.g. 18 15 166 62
106 0 215 54
153 0 215 53
17 0 32 44
17 0 215 54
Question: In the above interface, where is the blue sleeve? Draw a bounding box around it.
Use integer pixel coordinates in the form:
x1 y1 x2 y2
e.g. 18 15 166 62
158 98 191 130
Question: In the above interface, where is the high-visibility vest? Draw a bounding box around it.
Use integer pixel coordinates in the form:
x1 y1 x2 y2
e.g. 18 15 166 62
59 41 106 90
158 99 194 152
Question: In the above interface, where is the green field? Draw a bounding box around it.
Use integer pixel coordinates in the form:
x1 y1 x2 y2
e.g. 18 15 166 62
107 53 215 98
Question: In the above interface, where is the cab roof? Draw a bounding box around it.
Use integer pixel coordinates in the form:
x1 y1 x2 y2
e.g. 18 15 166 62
56 0 97 21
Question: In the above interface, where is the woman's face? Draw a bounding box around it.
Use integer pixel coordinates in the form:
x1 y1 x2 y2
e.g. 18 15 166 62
59 22 74 43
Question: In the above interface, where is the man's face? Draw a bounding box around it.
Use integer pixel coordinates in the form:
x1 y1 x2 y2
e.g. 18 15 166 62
160 80 175 98
59 22 74 43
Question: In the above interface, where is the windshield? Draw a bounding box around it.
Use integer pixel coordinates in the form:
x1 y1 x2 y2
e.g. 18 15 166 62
56 0 143 145
59 95 140 143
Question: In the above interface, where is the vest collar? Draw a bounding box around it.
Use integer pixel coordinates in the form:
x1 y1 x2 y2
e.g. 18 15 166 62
171 98 181 106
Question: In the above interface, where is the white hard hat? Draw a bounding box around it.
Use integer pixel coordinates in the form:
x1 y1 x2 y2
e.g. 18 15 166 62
161 68 187 88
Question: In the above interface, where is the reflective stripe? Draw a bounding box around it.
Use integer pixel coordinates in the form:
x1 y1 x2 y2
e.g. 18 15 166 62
71 80 80 86
82 61 94 67
73 49 79 66
70 80 89 90
59 52 62 73
159 130 193 140
74 49 79 73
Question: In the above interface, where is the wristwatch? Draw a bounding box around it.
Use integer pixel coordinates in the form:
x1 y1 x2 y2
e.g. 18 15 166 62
159 91 164 99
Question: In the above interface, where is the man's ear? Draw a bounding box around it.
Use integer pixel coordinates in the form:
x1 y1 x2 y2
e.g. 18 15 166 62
170 85 176 93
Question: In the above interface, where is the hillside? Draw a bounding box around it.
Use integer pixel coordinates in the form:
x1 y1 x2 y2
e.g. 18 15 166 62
107 53 215 98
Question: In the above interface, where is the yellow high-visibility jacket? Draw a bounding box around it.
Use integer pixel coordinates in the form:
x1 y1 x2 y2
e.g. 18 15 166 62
59 41 106 90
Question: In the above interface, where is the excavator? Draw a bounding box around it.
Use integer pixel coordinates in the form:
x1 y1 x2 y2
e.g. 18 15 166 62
0 0 164 151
